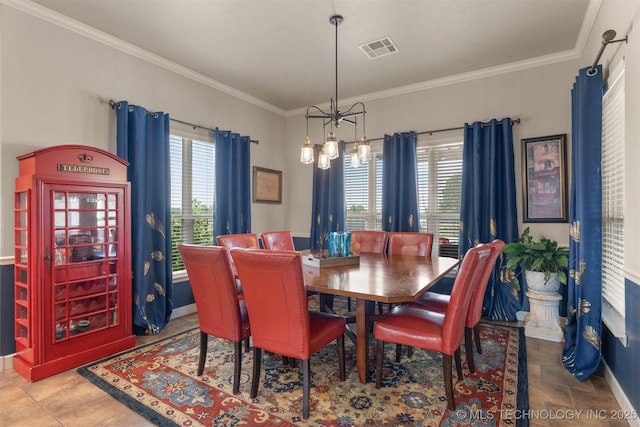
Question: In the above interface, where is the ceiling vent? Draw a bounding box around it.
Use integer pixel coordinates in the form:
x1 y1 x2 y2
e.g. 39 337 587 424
358 37 399 59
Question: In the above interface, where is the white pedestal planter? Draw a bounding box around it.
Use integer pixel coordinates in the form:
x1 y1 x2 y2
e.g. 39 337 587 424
525 290 564 342
525 270 561 294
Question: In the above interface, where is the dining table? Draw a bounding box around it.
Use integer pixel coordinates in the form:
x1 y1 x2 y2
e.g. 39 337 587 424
301 251 460 384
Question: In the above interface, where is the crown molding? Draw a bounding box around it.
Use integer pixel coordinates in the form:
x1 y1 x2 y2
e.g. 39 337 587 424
286 49 580 117
3 0 601 119
1 0 286 117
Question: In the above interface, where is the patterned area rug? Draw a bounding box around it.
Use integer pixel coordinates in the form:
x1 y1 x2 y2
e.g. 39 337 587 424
78 300 528 426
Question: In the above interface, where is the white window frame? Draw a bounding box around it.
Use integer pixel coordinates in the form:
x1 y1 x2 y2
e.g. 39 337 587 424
344 133 463 252
416 134 463 249
601 60 626 346
344 141 383 230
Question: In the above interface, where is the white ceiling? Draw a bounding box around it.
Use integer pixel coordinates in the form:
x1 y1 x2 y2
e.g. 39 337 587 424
27 0 594 113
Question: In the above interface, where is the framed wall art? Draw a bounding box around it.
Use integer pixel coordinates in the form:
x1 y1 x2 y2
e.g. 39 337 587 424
521 134 568 223
252 166 282 204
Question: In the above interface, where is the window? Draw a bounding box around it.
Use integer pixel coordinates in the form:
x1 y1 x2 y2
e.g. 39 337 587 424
344 142 383 230
601 61 625 342
170 134 215 272
416 139 463 243
343 136 463 246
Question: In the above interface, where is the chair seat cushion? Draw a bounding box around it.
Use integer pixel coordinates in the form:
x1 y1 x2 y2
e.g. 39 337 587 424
374 305 447 353
412 292 450 313
309 311 346 355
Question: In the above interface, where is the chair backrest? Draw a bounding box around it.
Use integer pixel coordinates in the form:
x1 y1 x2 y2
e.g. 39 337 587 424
388 232 434 257
465 239 506 328
441 245 493 354
216 233 260 250
178 244 245 341
260 231 295 250
230 248 311 359
350 230 388 254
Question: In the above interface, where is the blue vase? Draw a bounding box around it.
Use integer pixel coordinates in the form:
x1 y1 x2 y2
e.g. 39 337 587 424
341 232 351 256
328 232 340 257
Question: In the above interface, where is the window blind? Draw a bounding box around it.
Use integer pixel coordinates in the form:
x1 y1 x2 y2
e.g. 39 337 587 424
344 144 383 230
416 141 463 242
170 136 215 271
601 64 625 317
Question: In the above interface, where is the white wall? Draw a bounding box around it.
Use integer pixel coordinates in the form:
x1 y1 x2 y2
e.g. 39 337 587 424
0 5 288 257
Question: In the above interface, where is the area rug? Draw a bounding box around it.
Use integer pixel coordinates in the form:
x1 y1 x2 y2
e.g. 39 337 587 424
78 304 528 426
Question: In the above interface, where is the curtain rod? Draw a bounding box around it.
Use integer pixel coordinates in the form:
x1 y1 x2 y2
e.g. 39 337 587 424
587 30 628 76
341 117 520 145
108 100 259 144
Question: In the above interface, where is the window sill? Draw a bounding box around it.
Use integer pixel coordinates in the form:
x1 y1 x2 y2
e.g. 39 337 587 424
602 302 627 347
172 270 188 283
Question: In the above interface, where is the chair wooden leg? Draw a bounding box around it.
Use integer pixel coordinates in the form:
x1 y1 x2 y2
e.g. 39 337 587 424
250 347 262 398
302 358 310 419
465 327 476 373
233 341 242 394
347 297 352 311
243 337 250 353
474 324 482 354
454 348 463 380
407 346 414 358
197 331 208 376
443 354 455 410
337 335 346 381
376 340 384 388
395 344 402 362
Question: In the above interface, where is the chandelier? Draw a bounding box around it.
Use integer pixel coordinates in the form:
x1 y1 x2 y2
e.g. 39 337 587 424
299 15 371 169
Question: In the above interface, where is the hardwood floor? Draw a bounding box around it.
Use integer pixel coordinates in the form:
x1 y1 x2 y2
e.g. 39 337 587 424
0 313 627 426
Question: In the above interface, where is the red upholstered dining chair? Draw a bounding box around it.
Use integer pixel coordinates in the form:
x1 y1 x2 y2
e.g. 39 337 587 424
216 233 260 250
177 244 251 394
410 239 505 373
377 232 435 314
387 232 434 257
349 230 389 255
374 245 493 410
260 231 295 250
215 233 260 296
230 248 346 419
348 230 389 311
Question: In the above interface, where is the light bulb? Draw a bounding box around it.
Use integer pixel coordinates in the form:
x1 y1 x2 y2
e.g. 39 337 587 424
300 137 314 164
324 131 339 160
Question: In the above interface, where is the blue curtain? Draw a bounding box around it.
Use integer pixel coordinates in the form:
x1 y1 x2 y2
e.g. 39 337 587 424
382 131 420 232
214 129 251 236
460 118 520 321
562 66 603 380
115 101 173 335
310 142 346 250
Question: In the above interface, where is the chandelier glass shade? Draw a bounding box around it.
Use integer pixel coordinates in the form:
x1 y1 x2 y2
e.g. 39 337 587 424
300 136 314 164
300 14 369 169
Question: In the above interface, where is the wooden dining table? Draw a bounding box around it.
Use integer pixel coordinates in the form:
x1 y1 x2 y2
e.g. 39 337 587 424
301 251 460 384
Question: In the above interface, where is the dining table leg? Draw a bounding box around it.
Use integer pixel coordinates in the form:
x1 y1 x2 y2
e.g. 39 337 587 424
355 298 369 384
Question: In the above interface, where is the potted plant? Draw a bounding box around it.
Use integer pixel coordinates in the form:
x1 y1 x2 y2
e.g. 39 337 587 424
502 227 569 293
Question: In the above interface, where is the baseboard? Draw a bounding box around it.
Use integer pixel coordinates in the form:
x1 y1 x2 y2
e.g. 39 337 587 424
602 359 640 427
1 353 13 371
170 303 197 319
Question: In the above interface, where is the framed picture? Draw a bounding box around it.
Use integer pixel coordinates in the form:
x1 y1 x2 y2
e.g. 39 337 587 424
521 134 568 223
252 166 282 204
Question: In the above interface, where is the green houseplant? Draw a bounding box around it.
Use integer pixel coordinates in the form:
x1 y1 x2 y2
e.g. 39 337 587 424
502 227 569 292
